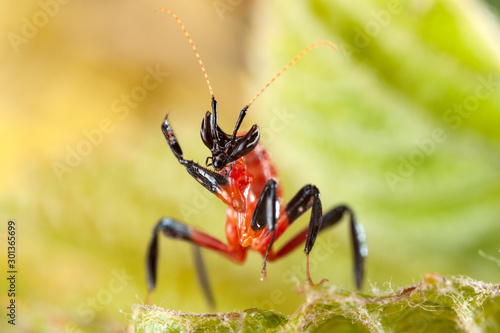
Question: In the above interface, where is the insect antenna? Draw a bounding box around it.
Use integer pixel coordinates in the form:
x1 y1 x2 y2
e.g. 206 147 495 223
157 8 214 98
227 41 338 142
227 41 338 143
246 41 338 108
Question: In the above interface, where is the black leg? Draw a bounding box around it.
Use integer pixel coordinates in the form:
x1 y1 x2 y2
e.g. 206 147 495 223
320 205 367 290
146 217 192 296
284 185 323 285
192 245 215 310
146 218 216 308
250 179 280 278
271 202 367 290
161 113 187 164
252 184 324 284
162 114 238 205
146 217 247 306
262 185 367 289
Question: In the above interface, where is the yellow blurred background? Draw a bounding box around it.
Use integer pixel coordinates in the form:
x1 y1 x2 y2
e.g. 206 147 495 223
2 0 500 331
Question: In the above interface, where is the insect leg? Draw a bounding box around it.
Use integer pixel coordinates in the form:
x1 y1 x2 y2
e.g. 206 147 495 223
255 184 323 284
321 205 367 290
272 203 367 290
192 244 215 311
146 217 247 305
284 184 323 285
250 179 280 279
162 114 243 209
161 113 187 165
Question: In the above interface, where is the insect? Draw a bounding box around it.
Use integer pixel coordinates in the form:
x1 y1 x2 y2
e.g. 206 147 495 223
146 9 368 307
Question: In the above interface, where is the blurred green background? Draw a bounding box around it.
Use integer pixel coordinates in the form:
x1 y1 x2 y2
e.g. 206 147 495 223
1 0 500 331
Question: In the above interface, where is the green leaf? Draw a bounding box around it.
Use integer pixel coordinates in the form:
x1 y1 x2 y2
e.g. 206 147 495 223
130 274 500 332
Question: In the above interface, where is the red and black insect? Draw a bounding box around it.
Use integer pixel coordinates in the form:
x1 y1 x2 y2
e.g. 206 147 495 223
146 9 368 307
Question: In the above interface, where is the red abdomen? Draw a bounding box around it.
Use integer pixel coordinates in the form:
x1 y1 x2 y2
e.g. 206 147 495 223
223 144 283 254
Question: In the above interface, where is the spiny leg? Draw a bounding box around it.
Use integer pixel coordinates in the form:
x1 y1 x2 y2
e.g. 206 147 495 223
162 114 242 208
146 217 246 307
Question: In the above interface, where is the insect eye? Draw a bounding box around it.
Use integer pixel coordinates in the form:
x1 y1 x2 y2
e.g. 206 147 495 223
212 152 228 170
